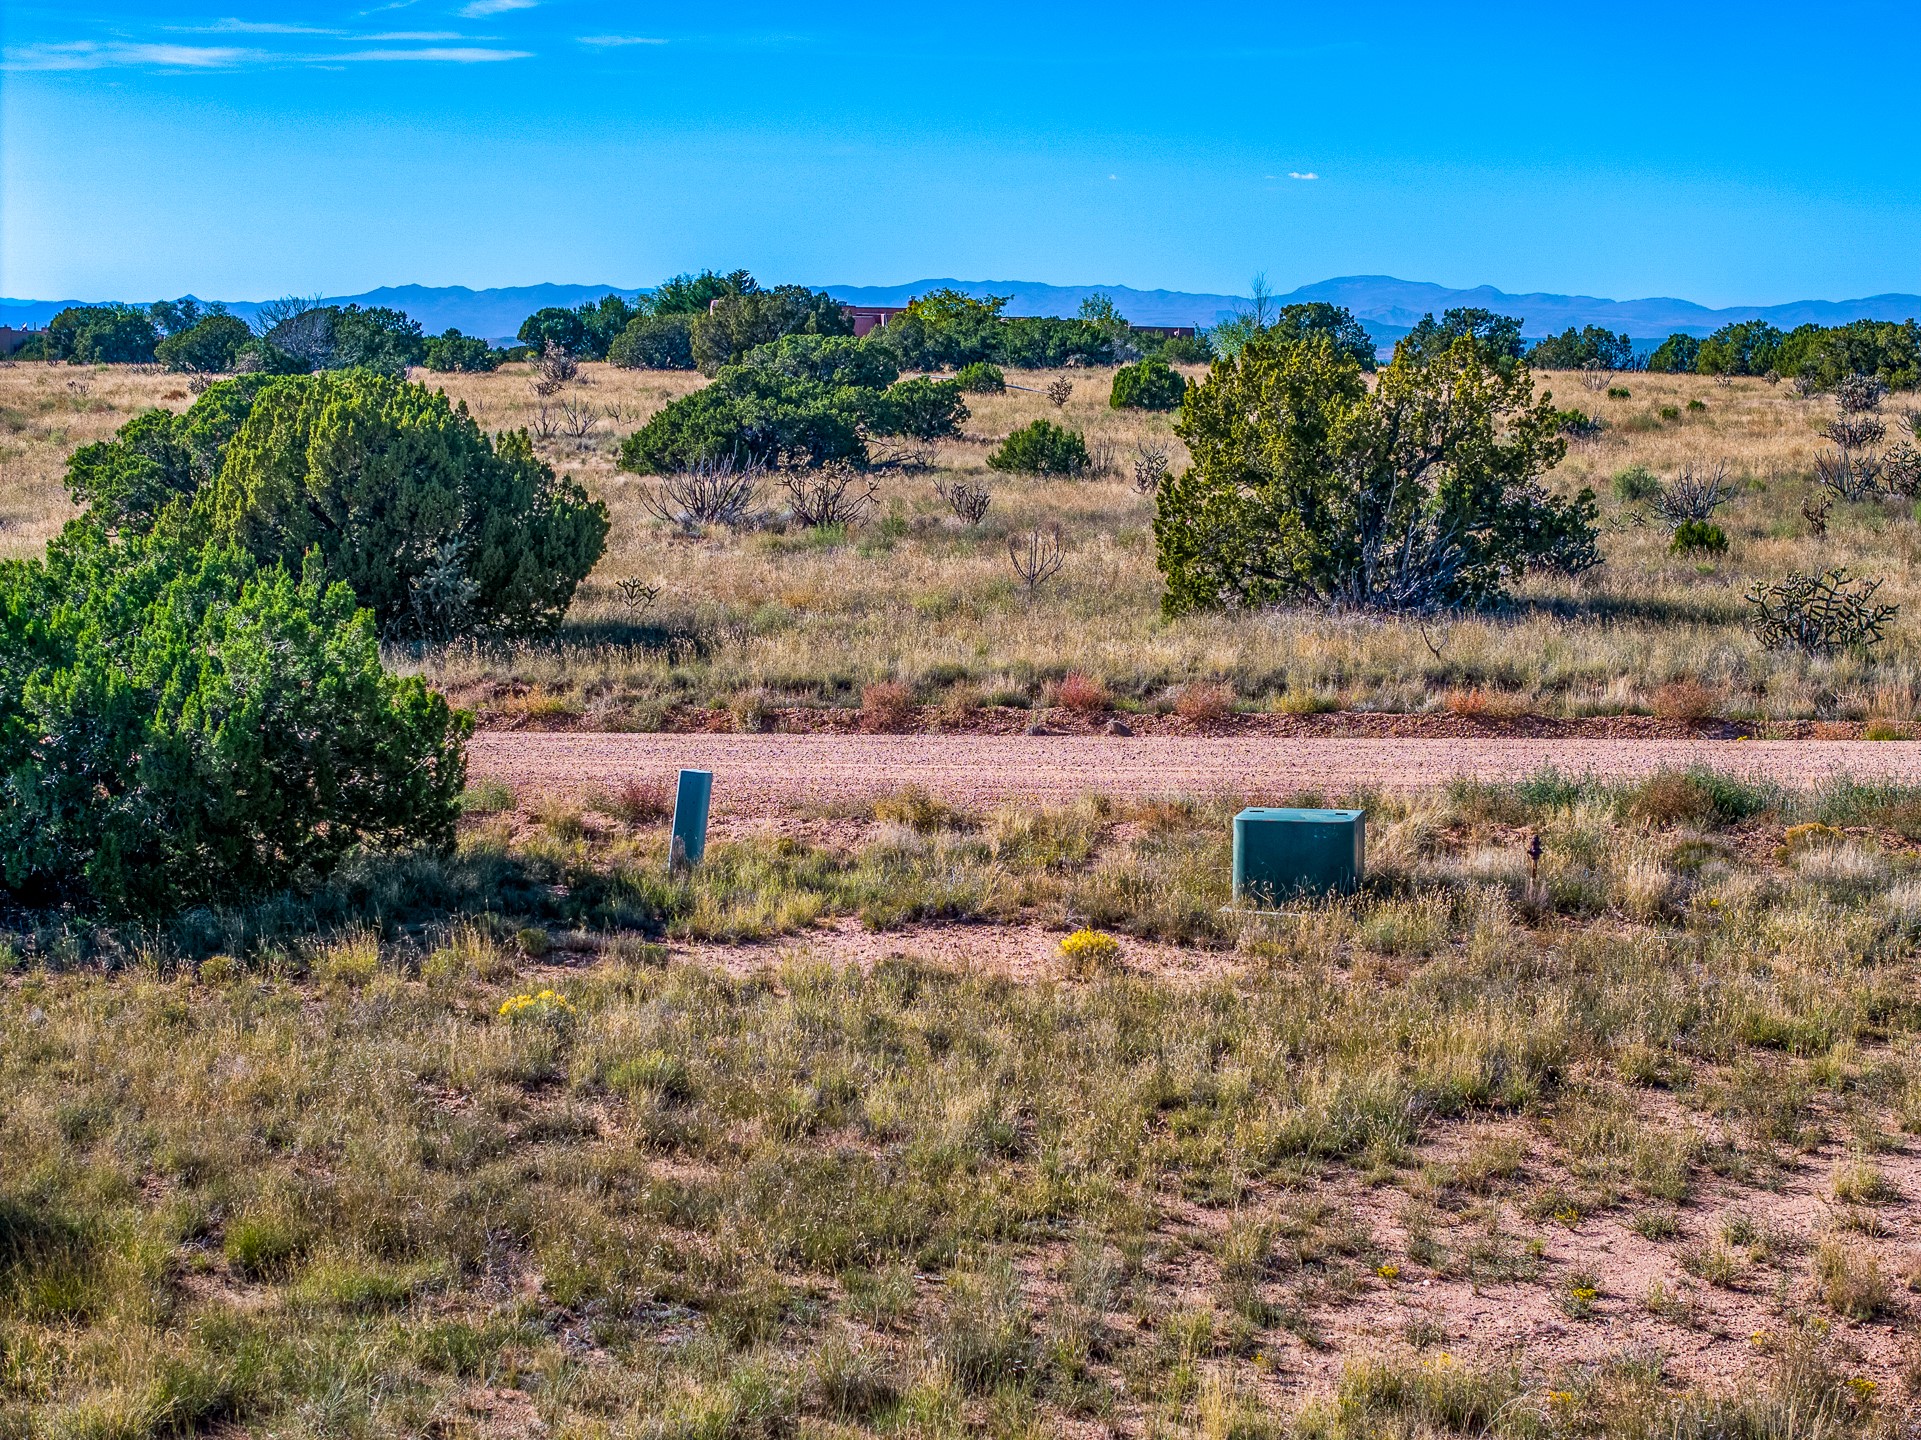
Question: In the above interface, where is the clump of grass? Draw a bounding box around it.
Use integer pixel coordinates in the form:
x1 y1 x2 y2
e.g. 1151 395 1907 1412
589 776 674 825
1814 1238 1895 1319
874 784 967 834
1832 1157 1900 1205
459 778 516 814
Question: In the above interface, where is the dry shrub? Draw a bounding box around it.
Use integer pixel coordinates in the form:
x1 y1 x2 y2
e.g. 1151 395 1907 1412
936 685 982 729
1174 682 1234 722
1628 772 1721 826
1652 681 1720 720
861 682 916 733
592 777 674 826
1055 671 1111 714
731 689 777 733
875 785 964 833
1444 688 1528 719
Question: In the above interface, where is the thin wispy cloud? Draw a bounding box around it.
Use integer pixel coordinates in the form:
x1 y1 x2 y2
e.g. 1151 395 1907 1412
2 36 532 71
4 41 251 71
368 31 471 41
1289 171 1320 181
458 0 537 15
578 34 669 46
328 46 532 61
193 19 341 35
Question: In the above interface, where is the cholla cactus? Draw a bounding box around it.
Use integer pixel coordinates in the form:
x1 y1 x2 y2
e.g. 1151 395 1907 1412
1746 568 1896 656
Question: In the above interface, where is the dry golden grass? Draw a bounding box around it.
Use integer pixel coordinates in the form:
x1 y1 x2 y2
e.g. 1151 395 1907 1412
5 357 1920 723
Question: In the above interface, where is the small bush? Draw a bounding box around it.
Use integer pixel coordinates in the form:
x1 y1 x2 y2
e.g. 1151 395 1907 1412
988 419 1089 476
619 367 869 473
1058 927 1122 977
935 476 990 525
1653 462 1736 523
1055 671 1111 713
592 778 674 825
1670 520 1728 555
874 785 963 832
1613 464 1664 502
1109 358 1187 410
1688 398 1707 412
861 682 916 733
1627 770 1770 827
1651 681 1719 719
955 361 1005 393
1659 405 1681 420
498 989 577 1028
1831 1158 1900 1205
869 377 968 440
1607 386 1631 399
1554 406 1603 438
1175 682 1234 721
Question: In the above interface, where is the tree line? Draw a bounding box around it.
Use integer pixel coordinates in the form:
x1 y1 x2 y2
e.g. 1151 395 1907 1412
517 273 1211 374
1525 316 1921 389
31 282 1921 396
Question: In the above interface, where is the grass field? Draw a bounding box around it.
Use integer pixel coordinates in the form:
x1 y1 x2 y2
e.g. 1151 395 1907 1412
5 771 1921 1435
4 357 1919 726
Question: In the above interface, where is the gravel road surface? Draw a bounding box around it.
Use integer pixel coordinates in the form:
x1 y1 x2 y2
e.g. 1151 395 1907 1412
469 733 1921 812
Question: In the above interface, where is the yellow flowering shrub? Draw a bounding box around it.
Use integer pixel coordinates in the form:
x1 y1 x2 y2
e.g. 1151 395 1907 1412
1057 927 1121 978
498 989 576 1026
1777 822 1845 860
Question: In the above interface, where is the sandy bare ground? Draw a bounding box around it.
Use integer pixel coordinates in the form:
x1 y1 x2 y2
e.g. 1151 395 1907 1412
470 732 1921 810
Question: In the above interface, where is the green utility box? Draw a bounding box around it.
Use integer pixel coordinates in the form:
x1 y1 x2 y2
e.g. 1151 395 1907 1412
1233 807 1364 904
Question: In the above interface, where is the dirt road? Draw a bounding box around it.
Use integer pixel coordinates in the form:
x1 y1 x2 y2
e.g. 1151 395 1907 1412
469 732 1921 811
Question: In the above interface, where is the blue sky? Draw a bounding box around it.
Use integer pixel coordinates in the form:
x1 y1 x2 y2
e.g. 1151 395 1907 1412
6 1 1920 305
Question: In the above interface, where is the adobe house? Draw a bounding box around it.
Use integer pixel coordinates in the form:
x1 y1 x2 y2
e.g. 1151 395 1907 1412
843 306 907 337
0 326 41 357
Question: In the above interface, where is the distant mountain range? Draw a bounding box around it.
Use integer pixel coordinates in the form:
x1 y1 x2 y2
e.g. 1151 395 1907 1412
6 275 1920 347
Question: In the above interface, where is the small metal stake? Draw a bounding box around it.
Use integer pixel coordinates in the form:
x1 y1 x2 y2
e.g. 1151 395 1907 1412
668 769 712 874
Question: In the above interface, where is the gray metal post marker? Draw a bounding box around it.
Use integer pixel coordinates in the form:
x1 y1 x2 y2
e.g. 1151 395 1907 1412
669 769 713 872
